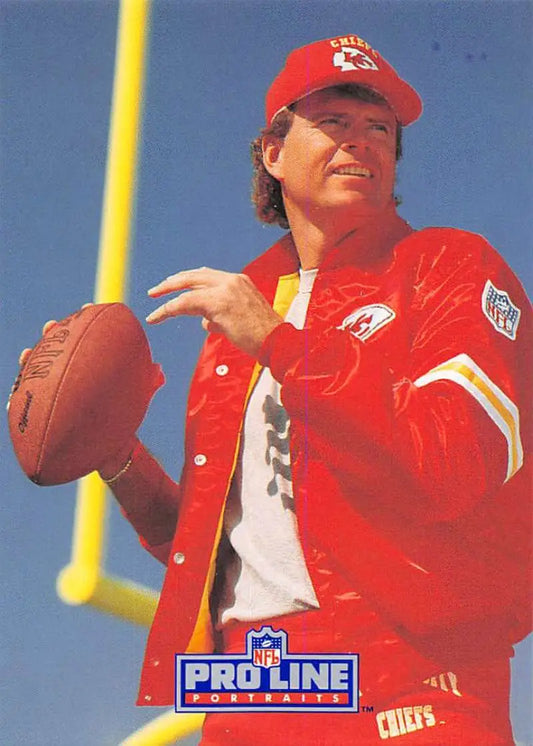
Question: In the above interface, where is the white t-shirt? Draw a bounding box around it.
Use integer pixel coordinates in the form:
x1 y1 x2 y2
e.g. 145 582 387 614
217 268 320 626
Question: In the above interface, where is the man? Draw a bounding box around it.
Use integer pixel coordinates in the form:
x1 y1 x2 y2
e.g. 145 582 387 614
98 35 530 744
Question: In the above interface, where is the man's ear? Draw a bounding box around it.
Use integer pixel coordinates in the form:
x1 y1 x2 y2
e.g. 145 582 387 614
262 135 284 181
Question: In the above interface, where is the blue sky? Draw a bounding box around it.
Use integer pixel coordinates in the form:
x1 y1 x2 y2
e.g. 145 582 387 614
1 1 531 744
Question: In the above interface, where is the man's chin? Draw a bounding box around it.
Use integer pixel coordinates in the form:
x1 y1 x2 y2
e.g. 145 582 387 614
325 197 390 221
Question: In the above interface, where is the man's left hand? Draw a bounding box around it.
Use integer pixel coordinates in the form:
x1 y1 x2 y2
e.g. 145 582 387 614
147 267 283 357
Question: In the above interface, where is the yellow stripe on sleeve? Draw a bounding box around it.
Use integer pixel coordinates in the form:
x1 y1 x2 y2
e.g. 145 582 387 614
414 353 523 481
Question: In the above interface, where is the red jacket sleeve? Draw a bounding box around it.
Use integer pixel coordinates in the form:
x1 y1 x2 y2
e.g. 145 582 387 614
259 234 531 525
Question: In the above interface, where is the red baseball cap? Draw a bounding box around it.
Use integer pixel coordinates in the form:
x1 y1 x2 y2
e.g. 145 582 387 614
266 34 422 126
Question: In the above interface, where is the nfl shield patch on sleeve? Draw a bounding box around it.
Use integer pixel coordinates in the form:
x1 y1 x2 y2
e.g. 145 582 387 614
482 280 521 340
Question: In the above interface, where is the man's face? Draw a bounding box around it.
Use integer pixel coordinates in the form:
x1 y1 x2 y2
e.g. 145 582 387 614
265 88 398 223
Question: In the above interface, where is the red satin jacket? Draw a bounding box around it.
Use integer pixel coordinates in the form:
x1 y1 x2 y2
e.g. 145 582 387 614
119 227 531 706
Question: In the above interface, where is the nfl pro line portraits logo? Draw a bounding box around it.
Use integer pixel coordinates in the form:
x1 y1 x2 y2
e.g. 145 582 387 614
175 626 359 712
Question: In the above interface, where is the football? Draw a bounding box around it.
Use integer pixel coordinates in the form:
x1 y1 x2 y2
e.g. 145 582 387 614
8 303 164 486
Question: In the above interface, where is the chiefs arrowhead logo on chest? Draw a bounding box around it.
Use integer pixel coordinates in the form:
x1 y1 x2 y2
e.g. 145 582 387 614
337 303 396 341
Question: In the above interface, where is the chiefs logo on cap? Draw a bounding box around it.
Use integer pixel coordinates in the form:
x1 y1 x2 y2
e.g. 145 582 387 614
333 47 379 73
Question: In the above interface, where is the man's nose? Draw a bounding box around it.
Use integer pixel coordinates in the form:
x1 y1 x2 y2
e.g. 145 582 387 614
341 124 370 151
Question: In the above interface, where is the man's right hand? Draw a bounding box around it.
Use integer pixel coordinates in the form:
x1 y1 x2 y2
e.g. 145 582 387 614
17 318 58 367
16 302 94 369
10 304 94 410
8 318 59 413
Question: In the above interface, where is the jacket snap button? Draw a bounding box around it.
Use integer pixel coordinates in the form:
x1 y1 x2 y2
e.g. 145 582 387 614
216 364 229 376
173 552 185 565
194 453 207 466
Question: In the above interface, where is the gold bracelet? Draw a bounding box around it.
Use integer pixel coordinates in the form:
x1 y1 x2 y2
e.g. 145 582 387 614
101 452 134 485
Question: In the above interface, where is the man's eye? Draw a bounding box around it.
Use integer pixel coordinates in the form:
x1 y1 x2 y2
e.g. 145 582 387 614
370 123 389 133
318 117 342 126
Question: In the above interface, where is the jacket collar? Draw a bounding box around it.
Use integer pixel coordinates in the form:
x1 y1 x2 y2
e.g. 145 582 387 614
243 216 414 299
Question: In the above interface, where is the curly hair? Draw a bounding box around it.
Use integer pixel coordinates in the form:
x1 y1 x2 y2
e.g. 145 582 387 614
251 84 403 229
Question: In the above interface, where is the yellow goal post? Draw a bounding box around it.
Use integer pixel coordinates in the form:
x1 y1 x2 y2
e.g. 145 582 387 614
54 1 203 743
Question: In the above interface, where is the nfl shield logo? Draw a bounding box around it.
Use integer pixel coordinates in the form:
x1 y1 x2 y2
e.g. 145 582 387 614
249 627 285 668
482 280 521 340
